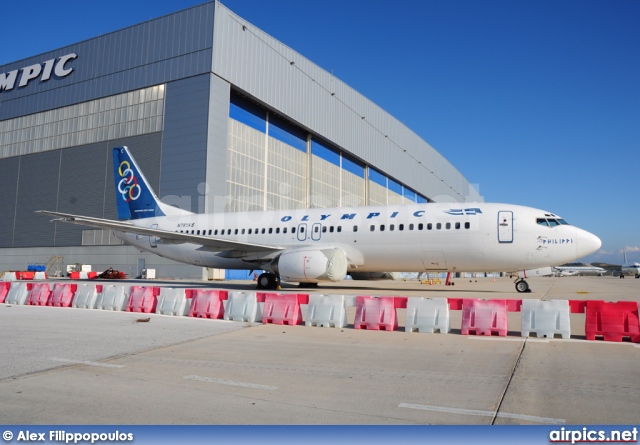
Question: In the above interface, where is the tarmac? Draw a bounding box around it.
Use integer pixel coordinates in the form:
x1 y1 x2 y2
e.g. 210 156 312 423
1 275 638 425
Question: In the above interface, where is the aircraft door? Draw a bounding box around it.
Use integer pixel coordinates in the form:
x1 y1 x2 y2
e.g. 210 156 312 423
498 211 513 243
149 224 159 248
297 223 307 241
311 223 322 241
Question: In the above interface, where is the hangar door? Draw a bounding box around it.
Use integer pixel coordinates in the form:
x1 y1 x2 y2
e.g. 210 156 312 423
498 211 513 243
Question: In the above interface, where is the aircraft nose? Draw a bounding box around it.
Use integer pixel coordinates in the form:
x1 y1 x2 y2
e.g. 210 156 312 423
576 228 602 258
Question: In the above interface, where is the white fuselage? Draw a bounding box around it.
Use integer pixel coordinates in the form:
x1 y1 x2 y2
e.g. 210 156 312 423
115 202 601 274
622 262 640 277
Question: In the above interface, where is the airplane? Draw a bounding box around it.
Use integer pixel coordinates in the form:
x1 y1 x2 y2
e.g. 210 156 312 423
552 264 606 276
37 146 602 293
620 249 640 278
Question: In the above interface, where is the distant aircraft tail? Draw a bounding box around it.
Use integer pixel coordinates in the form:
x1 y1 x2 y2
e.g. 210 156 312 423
113 146 193 220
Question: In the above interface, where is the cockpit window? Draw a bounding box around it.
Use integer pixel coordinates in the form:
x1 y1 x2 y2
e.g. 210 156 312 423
558 219 569 225
548 219 560 227
536 218 549 226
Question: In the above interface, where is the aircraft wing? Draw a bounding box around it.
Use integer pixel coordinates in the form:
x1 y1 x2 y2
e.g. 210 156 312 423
36 210 284 254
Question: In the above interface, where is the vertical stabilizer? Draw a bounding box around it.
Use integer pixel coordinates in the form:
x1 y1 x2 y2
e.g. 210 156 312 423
112 146 192 220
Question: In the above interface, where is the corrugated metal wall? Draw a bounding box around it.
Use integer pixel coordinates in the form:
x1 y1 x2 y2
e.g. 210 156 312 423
0 133 161 248
212 2 481 203
0 3 215 121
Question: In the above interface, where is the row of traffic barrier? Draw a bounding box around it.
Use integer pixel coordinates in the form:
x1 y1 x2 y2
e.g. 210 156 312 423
1 282 638 342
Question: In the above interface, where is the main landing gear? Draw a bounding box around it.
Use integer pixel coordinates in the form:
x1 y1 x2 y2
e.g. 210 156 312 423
256 272 281 290
514 278 531 293
445 271 455 286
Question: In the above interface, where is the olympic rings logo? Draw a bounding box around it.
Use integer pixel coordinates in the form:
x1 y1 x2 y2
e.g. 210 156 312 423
117 161 141 202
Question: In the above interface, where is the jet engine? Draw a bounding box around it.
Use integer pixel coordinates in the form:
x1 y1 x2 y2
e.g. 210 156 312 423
273 247 348 283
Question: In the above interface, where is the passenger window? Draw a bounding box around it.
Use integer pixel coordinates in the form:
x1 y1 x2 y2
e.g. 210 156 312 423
248 229 252 234
418 223 424 230
208 230 212 235
322 226 327 233
465 222 470 229
298 227 303 233
390 224 395 231
214 229 218 235
330 226 334 233
455 222 460 229
427 223 432 230
262 228 266 234
284 228 288 234
380 225 385 232
399 224 404 231
276 228 280 234
337 226 342 233
446 223 451 230
314 226 319 233
191 230 195 234
241 229 245 234
370 225 375 231
234 229 238 235
436 223 442 230
197 230 200 235
353 225 358 232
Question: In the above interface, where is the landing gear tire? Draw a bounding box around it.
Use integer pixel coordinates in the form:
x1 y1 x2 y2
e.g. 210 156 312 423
636 274 639 279
257 272 280 290
515 279 530 293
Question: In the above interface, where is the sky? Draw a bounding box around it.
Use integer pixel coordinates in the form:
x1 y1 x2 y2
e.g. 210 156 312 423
1 0 639 265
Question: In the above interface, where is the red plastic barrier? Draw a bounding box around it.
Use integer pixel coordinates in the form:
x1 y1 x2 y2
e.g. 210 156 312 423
460 299 509 336
260 293 308 325
17 271 35 280
26 282 52 306
0 282 10 303
48 283 78 307
126 286 160 313
187 289 229 319
69 272 80 279
584 300 640 343
354 296 398 331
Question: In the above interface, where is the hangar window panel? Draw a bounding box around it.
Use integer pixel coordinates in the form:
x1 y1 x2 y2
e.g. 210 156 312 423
311 139 340 167
417 195 428 204
269 115 306 152
403 187 417 203
229 94 267 134
342 156 364 179
311 156 341 208
368 181 387 206
342 169 365 207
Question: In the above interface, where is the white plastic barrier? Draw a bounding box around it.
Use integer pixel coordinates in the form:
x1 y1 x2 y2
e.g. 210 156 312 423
521 299 571 339
5 282 29 305
224 291 261 322
72 284 100 309
156 288 189 316
96 284 129 311
305 294 348 328
405 297 450 333
2 272 17 281
34 272 48 280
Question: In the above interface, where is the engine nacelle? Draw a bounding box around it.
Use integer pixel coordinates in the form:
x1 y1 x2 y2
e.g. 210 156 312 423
275 247 348 283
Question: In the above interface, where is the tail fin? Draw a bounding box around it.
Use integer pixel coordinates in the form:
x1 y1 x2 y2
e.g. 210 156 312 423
113 146 193 220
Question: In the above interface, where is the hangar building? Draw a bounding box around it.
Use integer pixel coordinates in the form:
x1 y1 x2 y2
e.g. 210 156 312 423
0 1 482 279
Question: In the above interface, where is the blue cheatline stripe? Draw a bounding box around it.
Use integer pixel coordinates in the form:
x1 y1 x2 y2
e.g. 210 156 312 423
268 115 306 152
229 94 266 133
388 177 402 195
368 168 387 187
342 156 365 178
311 138 340 167
403 187 417 202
